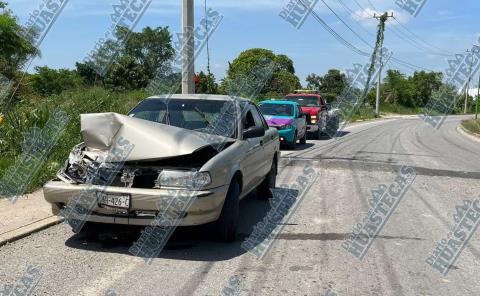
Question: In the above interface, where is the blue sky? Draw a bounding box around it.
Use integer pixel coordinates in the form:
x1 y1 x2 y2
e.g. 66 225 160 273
7 0 480 85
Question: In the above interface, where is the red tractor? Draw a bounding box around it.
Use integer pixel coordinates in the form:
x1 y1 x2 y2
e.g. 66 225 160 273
284 90 339 139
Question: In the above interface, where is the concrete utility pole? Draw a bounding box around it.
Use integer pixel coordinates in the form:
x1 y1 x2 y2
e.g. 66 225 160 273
465 49 474 114
476 74 479 120
182 0 195 94
373 13 393 117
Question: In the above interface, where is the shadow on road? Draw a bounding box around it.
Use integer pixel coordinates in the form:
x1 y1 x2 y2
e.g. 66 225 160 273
280 143 314 151
64 189 288 262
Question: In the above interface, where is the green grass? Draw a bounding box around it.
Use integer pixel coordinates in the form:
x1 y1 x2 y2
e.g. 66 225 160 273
0 87 149 193
461 119 480 135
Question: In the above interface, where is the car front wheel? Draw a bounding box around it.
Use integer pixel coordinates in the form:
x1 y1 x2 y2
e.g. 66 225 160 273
216 180 240 242
286 132 297 149
299 130 307 144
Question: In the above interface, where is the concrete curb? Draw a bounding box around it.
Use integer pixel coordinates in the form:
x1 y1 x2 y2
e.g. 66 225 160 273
0 216 64 247
457 125 480 144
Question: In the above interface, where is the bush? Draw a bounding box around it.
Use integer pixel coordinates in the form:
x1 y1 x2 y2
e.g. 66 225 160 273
29 66 83 96
0 87 148 192
462 119 480 135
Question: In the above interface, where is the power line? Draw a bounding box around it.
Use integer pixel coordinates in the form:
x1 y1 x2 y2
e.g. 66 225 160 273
336 0 375 38
319 0 373 47
355 0 452 57
314 0 434 71
392 16 453 56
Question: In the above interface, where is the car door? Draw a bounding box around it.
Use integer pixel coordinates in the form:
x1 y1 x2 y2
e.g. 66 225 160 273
294 104 306 138
240 105 267 192
251 105 274 177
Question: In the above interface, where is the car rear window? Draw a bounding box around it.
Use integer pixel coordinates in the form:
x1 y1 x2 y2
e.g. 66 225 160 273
286 96 319 107
259 104 294 116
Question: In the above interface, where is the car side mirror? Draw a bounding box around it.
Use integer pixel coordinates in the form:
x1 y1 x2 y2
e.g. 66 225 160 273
243 126 265 139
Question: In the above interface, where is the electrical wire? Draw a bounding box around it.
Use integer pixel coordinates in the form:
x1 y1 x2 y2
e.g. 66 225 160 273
392 16 453 56
313 0 434 71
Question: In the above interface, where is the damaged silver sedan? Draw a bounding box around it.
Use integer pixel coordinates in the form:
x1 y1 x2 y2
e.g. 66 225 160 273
43 95 280 241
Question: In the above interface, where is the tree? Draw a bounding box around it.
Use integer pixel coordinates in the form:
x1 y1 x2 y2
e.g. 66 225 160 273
383 70 414 107
220 48 300 99
305 70 347 102
0 1 38 101
320 69 347 102
75 61 103 86
117 26 176 80
409 71 443 107
196 71 218 94
79 26 175 90
306 73 322 90
29 66 83 96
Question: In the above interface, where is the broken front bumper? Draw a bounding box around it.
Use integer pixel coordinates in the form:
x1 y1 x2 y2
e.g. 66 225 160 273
43 181 228 226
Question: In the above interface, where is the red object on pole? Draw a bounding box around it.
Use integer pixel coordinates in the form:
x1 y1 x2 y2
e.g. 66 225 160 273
194 73 200 86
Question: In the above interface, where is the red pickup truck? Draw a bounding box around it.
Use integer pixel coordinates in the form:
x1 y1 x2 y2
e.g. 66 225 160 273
284 90 339 139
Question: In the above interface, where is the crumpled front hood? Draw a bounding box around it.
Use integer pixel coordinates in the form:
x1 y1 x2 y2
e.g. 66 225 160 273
81 112 232 162
263 116 294 126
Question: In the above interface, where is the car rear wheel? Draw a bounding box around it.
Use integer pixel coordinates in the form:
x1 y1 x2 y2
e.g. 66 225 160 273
216 180 240 242
258 158 277 200
326 116 339 137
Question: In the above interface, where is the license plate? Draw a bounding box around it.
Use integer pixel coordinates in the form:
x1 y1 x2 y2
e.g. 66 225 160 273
98 193 130 209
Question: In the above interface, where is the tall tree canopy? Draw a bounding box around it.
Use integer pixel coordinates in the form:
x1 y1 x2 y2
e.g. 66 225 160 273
76 26 175 90
220 48 301 99
0 1 38 79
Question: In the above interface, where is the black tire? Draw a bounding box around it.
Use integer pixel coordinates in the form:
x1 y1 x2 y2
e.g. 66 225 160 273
313 128 321 140
286 132 297 149
326 117 338 137
216 180 240 242
257 158 277 200
299 131 307 144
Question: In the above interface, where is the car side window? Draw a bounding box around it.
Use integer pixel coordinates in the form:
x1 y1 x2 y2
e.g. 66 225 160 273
251 105 266 129
253 105 269 130
296 105 302 118
243 110 256 130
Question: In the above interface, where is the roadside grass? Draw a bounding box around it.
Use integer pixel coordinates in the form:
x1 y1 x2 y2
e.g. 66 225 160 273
461 119 480 135
0 87 148 194
348 103 421 122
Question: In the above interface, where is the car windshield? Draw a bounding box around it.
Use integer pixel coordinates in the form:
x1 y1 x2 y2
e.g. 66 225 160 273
286 96 319 107
259 103 294 116
128 98 237 138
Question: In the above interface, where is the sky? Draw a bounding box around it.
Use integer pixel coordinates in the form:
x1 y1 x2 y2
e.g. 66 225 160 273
6 0 480 86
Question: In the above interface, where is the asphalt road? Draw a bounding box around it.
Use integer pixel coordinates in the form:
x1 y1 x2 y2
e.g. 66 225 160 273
1 115 479 296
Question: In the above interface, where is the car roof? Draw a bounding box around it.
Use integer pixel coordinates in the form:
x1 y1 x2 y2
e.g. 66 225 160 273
260 100 297 105
146 94 251 102
286 93 320 97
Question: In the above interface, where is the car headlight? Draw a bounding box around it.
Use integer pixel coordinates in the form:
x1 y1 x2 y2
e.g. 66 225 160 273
279 124 293 130
311 119 317 124
154 170 212 189
311 115 317 119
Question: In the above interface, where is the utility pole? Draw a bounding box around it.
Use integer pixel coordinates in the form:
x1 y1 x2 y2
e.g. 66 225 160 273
465 49 474 114
373 12 393 117
476 73 479 120
182 0 195 94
